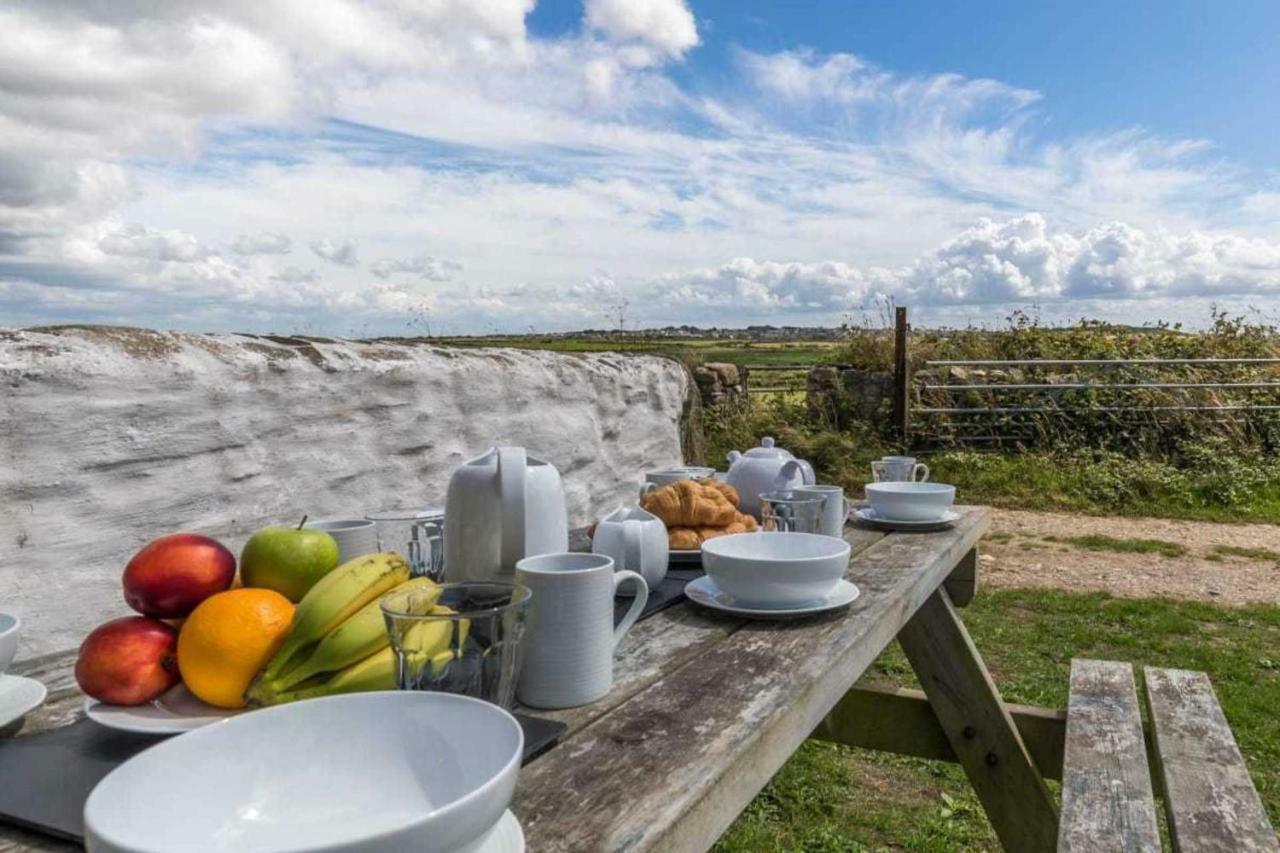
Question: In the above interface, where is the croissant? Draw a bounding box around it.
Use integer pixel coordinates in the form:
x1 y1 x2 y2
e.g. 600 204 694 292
642 480 737 528
695 477 740 509
668 528 702 550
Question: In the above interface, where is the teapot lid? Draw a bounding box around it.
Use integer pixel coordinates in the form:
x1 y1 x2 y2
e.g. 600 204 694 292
743 436 793 459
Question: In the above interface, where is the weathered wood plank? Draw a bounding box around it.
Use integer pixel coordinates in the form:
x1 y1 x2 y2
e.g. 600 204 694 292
512 507 989 852
812 684 1067 780
1058 659 1160 853
943 546 979 607
898 587 1059 853
1144 667 1279 853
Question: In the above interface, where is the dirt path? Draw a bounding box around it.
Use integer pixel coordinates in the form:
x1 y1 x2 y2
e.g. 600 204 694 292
981 509 1280 605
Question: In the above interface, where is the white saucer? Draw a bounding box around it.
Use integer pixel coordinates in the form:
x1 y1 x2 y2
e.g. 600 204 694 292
854 507 959 531
0 674 47 729
84 684 242 734
684 576 860 619
460 810 525 853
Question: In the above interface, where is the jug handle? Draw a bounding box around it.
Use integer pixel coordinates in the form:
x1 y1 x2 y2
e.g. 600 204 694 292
498 446 527 571
622 520 642 574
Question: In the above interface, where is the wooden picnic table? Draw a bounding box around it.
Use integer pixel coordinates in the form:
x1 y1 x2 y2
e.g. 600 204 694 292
5 506 1041 852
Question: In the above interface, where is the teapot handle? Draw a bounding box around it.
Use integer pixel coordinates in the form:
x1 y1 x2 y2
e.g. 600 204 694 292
497 446 527 572
778 459 802 489
622 520 643 574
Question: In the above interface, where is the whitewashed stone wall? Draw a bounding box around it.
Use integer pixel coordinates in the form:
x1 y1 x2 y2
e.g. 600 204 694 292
1 327 689 661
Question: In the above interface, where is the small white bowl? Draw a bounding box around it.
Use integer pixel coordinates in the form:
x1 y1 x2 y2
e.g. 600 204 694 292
85 692 523 853
0 613 19 675
865 482 956 522
700 532 851 607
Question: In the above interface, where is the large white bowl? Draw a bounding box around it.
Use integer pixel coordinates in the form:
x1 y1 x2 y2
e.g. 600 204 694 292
84 692 523 853
865 482 956 522
700 532 851 607
0 613 18 675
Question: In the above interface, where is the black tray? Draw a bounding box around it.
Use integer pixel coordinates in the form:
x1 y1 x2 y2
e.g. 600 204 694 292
614 566 702 626
0 712 566 843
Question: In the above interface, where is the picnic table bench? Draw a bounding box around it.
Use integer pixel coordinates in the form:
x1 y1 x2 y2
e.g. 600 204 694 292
3 505 1275 852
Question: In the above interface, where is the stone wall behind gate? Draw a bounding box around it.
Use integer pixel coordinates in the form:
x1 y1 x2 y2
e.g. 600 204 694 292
0 327 690 661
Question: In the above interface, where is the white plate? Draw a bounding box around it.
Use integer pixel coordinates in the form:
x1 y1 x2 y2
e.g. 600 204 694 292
684 576 860 619
0 674 47 729
84 683 242 734
461 811 525 853
853 507 959 531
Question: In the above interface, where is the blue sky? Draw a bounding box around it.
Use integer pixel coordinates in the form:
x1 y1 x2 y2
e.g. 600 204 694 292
2 0 1280 335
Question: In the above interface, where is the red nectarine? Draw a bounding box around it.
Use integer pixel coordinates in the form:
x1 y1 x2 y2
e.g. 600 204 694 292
75 616 180 706
123 533 236 618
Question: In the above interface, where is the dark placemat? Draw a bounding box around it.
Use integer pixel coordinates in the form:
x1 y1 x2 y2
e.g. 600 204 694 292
0 711 567 844
614 566 704 626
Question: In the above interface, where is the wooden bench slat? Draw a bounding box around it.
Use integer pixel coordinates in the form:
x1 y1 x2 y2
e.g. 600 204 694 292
1144 667 1279 853
1058 659 1160 852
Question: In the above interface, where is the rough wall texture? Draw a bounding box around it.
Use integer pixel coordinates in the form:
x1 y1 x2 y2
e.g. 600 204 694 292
1 327 688 661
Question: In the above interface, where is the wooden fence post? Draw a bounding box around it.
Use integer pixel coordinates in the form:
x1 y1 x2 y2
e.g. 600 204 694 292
893 306 910 445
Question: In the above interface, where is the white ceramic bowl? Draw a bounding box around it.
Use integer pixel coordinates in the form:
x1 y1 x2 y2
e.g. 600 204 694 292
700 532 851 607
85 692 523 853
865 482 956 522
0 613 19 675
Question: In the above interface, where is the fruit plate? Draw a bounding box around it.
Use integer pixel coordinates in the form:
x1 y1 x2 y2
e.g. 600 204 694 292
84 684 241 735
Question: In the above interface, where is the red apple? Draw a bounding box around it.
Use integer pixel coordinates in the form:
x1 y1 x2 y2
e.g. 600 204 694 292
75 616 180 706
123 533 236 618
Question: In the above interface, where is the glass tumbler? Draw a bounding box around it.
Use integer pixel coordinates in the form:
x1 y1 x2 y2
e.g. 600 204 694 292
759 490 826 533
381 582 530 709
365 508 445 581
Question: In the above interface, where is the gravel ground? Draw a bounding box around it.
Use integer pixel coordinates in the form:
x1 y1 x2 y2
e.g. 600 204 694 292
980 509 1280 605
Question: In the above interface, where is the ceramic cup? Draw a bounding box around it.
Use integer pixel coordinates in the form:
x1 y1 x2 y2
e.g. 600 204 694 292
592 506 669 593
871 456 930 483
794 485 849 538
515 553 648 709
639 466 716 498
0 613 19 675
303 519 378 565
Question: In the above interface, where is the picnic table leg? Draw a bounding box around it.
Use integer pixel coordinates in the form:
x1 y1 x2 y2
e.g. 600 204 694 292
897 587 1059 853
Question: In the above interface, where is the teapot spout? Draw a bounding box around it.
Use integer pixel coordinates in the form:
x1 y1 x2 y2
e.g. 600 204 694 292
726 450 743 464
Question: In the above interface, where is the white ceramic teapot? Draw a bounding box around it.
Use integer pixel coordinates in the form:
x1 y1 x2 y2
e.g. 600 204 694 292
592 506 669 592
444 446 569 581
724 437 816 517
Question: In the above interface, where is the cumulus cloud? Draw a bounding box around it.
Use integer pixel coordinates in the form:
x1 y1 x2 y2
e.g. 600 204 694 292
310 239 359 267
98 224 207 262
231 232 292 255
585 0 699 60
369 255 462 281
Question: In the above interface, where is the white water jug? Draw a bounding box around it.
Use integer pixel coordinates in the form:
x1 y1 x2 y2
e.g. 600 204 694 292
444 446 569 581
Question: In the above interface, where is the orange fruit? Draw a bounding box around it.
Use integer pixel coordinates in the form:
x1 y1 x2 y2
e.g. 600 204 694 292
177 588 294 709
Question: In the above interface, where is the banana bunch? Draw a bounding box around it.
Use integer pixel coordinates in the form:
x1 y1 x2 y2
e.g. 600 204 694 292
245 552 462 707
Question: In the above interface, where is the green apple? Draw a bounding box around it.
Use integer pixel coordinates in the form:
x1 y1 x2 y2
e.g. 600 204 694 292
240 527 340 602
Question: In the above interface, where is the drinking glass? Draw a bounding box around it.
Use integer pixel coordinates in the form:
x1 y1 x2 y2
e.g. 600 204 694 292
759 491 825 533
365 508 445 581
872 457 929 483
381 582 530 709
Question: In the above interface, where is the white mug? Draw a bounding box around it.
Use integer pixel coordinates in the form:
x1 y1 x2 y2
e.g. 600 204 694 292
516 553 648 709
872 456 929 483
794 485 849 538
638 466 716 498
303 519 378 564
592 506 669 592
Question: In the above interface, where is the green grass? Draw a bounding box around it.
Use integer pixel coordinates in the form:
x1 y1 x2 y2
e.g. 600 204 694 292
1043 533 1188 557
715 589 1280 852
1209 544 1280 563
429 335 842 367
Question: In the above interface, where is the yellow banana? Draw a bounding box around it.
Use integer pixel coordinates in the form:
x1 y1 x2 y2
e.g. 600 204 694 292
257 552 410 685
273 576 439 691
254 646 398 706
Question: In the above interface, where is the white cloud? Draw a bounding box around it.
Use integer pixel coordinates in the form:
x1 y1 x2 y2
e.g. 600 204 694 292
310 238 359 267
231 232 292 255
370 255 461 281
585 0 699 61
98 224 207 262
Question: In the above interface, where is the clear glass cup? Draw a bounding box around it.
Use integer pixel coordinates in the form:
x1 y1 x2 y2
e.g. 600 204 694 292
365 508 445 581
759 490 825 533
381 582 530 709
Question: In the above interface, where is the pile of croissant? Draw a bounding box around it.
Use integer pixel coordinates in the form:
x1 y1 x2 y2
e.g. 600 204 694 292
641 478 757 550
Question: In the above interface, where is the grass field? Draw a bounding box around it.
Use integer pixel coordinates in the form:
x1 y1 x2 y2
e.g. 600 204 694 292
715 589 1280 851
431 335 842 367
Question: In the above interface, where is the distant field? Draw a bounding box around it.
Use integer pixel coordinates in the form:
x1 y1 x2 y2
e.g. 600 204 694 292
430 336 842 367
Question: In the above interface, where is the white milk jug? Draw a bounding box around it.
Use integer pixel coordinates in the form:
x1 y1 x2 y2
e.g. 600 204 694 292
592 506 669 591
444 446 569 581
